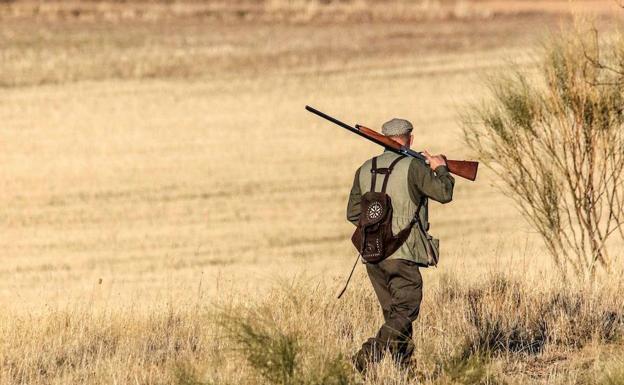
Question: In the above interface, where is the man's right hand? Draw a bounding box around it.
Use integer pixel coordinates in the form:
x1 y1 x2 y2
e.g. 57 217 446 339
422 150 447 170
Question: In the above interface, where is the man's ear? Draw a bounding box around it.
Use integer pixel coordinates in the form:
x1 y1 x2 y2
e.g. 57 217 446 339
408 134 413 147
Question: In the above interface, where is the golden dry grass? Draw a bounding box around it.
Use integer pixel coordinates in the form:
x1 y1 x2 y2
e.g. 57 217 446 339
1 1 623 384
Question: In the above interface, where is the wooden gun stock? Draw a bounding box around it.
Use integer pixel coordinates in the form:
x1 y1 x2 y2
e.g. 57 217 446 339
356 125 479 181
357 125 402 150
444 159 479 181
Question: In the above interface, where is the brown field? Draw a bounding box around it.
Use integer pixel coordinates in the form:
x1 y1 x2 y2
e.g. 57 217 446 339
1 1 624 384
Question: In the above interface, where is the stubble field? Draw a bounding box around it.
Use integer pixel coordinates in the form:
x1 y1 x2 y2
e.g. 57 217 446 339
1 1 624 384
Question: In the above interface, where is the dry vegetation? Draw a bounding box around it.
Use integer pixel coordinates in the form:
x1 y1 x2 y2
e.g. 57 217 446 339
4 276 624 384
1 1 624 384
463 30 624 281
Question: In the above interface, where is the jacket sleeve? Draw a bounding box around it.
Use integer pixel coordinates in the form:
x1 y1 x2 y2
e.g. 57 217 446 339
346 168 362 225
408 159 455 204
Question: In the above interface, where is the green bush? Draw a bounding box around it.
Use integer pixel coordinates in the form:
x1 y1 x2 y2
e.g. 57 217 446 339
217 307 358 385
463 28 624 282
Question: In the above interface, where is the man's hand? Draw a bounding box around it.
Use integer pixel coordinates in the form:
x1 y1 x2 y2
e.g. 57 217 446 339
422 150 447 170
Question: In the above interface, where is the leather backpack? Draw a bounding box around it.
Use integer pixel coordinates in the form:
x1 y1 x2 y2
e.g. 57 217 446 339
351 155 422 263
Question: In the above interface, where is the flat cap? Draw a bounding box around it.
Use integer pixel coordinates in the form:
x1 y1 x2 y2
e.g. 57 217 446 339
381 118 413 136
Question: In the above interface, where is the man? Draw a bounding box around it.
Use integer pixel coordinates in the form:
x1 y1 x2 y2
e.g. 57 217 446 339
346 118 454 372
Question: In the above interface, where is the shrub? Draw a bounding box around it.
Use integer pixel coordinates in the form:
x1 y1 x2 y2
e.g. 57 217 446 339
455 275 624 357
441 354 505 385
462 28 624 282
217 306 358 385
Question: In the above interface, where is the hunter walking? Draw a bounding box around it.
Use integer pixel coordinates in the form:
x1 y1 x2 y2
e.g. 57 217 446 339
346 118 454 371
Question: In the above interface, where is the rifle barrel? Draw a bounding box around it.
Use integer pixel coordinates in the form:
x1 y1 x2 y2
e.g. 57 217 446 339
305 105 358 134
305 105 424 160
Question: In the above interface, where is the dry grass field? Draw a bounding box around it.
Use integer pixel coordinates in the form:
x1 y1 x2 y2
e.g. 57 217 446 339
1 1 624 384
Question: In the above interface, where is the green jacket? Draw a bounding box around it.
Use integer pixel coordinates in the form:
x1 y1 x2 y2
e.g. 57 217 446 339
346 151 455 265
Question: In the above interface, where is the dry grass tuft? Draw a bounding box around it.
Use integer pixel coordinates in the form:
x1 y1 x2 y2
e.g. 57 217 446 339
181 275 624 385
458 275 623 356
1 273 623 384
217 307 355 385
1 305 208 384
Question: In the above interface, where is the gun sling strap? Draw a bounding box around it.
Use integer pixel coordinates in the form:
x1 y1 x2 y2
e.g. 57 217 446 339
337 155 424 298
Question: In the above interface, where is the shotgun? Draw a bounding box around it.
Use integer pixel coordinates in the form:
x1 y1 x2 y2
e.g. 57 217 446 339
305 105 479 181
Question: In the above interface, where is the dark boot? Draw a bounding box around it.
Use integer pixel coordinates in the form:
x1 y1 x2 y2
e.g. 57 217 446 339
352 338 384 373
393 338 415 369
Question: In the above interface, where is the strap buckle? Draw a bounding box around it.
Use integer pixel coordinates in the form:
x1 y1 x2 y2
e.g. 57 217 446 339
370 168 390 174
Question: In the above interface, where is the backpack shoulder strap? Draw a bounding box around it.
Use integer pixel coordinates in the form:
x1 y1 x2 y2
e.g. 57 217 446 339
394 195 425 244
369 157 379 192
410 196 425 226
381 155 406 193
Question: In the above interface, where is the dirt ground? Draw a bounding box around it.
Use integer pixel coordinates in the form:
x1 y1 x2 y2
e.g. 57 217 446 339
2 0 623 308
